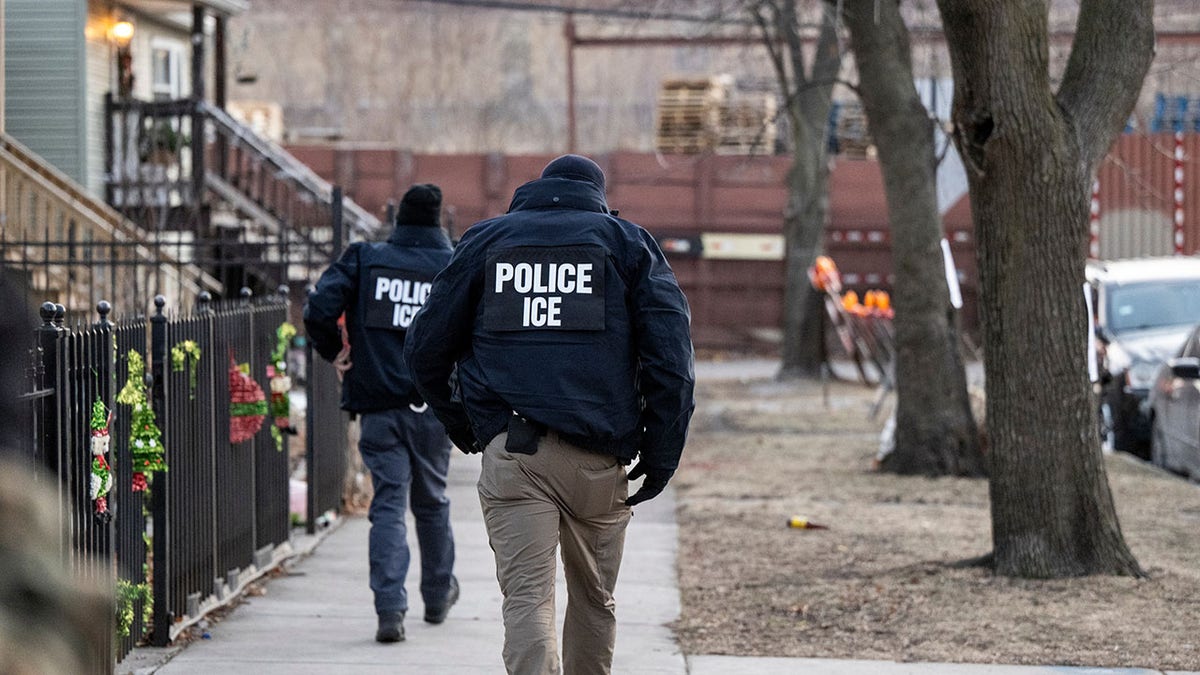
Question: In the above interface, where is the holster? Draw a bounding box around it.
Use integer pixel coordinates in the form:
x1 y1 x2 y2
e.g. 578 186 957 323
505 414 545 455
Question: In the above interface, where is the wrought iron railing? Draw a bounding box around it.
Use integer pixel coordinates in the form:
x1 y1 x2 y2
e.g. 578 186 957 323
0 133 220 314
104 96 380 298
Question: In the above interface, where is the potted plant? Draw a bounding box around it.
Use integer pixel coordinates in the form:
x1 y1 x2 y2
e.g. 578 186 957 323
138 121 189 165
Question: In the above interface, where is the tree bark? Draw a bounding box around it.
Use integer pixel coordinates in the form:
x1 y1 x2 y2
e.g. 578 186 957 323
842 0 984 477
935 0 1152 576
756 0 840 379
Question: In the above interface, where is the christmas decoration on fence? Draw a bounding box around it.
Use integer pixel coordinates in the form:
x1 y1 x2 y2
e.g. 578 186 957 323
267 323 297 451
88 398 114 522
229 355 268 444
117 349 167 491
170 339 202 400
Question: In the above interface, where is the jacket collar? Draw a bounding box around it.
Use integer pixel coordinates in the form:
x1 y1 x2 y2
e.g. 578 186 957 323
507 177 609 214
387 224 453 249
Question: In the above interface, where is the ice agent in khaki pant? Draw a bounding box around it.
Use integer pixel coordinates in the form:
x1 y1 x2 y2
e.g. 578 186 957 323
406 154 696 674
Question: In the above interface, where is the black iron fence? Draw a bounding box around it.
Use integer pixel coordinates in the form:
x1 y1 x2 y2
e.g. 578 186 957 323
17 289 350 670
306 345 349 534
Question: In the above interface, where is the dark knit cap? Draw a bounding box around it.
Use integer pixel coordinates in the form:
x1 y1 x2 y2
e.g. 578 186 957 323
396 183 442 227
540 154 605 190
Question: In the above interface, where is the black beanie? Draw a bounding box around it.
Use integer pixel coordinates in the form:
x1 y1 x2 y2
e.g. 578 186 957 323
540 154 605 190
396 183 442 227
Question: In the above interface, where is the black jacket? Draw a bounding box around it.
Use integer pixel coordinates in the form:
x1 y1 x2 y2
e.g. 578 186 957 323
304 226 454 413
404 176 695 475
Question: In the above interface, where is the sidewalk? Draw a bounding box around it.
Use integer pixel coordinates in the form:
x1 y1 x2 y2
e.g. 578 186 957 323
152 450 684 674
144 358 1196 674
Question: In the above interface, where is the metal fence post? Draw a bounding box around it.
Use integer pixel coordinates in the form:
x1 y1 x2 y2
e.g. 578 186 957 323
93 300 116 564
331 185 345 260
34 302 68 556
36 303 60 475
149 295 172 646
304 285 318 535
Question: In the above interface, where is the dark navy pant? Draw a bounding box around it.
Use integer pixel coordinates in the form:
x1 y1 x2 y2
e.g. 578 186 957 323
358 406 454 616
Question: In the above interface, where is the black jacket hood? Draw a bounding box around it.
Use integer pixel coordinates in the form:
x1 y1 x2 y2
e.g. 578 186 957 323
507 176 609 215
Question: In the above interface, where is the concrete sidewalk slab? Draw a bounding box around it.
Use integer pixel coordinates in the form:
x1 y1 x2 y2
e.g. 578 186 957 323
155 449 686 674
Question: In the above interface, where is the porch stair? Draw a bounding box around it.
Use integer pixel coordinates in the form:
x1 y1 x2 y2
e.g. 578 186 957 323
0 132 222 312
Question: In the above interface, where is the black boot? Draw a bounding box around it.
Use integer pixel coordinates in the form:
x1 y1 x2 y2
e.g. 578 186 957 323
424 576 459 624
376 611 405 643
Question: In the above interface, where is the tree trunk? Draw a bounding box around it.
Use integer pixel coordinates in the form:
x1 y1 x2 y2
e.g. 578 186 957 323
842 0 983 476
768 0 839 379
779 123 830 378
936 0 1152 576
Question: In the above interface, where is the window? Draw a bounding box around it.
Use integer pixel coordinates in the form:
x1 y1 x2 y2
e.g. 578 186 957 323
1107 279 1200 334
150 40 182 100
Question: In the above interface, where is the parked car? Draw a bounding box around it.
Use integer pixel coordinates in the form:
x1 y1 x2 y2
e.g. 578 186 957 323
1148 324 1200 477
1088 257 1200 458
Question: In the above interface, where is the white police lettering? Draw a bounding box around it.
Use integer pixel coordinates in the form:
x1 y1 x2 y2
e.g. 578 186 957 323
483 246 606 331
365 268 434 331
494 262 593 297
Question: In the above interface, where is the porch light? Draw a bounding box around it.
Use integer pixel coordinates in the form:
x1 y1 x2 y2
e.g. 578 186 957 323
111 20 135 47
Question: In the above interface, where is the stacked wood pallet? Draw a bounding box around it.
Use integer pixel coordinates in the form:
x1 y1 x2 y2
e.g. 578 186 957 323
715 94 778 155
656 76 781 156
655 76 731 154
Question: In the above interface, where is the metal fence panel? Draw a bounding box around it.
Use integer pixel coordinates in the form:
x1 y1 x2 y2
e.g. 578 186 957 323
162 304 217 635
15 291 345 667
113 316 149 658
252 300 290 552
306 347 348 534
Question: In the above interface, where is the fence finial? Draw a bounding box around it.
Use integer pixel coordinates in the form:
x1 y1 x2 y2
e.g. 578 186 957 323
197 291 212 315
240 287 253 303
53 304 66 327
96 300 113 330
154 295 166 316
40 302 56 326
277 284 289 300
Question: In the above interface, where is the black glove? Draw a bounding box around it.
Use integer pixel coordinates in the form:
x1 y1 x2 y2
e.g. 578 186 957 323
624 462 672 507
447 425 482 454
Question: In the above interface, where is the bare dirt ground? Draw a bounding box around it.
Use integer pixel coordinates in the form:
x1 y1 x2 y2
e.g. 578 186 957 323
673 375 1200 669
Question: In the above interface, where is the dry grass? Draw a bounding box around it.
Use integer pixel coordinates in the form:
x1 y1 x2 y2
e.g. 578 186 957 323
674 377 1200 669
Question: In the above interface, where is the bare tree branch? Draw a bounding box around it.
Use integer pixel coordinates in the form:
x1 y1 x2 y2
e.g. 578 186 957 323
1057 0 1155 170
752 2 799 128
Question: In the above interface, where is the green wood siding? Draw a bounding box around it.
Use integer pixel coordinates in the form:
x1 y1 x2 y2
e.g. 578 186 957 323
5 0 87 184
84 2 109 195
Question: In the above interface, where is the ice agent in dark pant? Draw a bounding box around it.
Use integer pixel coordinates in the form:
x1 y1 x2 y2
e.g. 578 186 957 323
406 155 696 674
304 184 460 643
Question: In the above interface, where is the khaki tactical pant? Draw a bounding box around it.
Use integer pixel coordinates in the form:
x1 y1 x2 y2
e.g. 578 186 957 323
478 431 631 675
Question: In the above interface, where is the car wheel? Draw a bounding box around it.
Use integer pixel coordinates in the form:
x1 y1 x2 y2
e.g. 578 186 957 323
1151 418 1170 470
1099 401 1116 452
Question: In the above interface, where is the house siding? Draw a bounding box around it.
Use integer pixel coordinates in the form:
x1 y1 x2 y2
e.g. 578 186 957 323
84 2 110 196
5 0 87 183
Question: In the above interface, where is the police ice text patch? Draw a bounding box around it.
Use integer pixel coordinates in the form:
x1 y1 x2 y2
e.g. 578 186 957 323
483 246 606 331
364 267 433 331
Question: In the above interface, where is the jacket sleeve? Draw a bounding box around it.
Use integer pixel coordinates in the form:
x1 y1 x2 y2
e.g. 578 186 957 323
303 244 361 363
630 228 696 476
404 238 482 434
